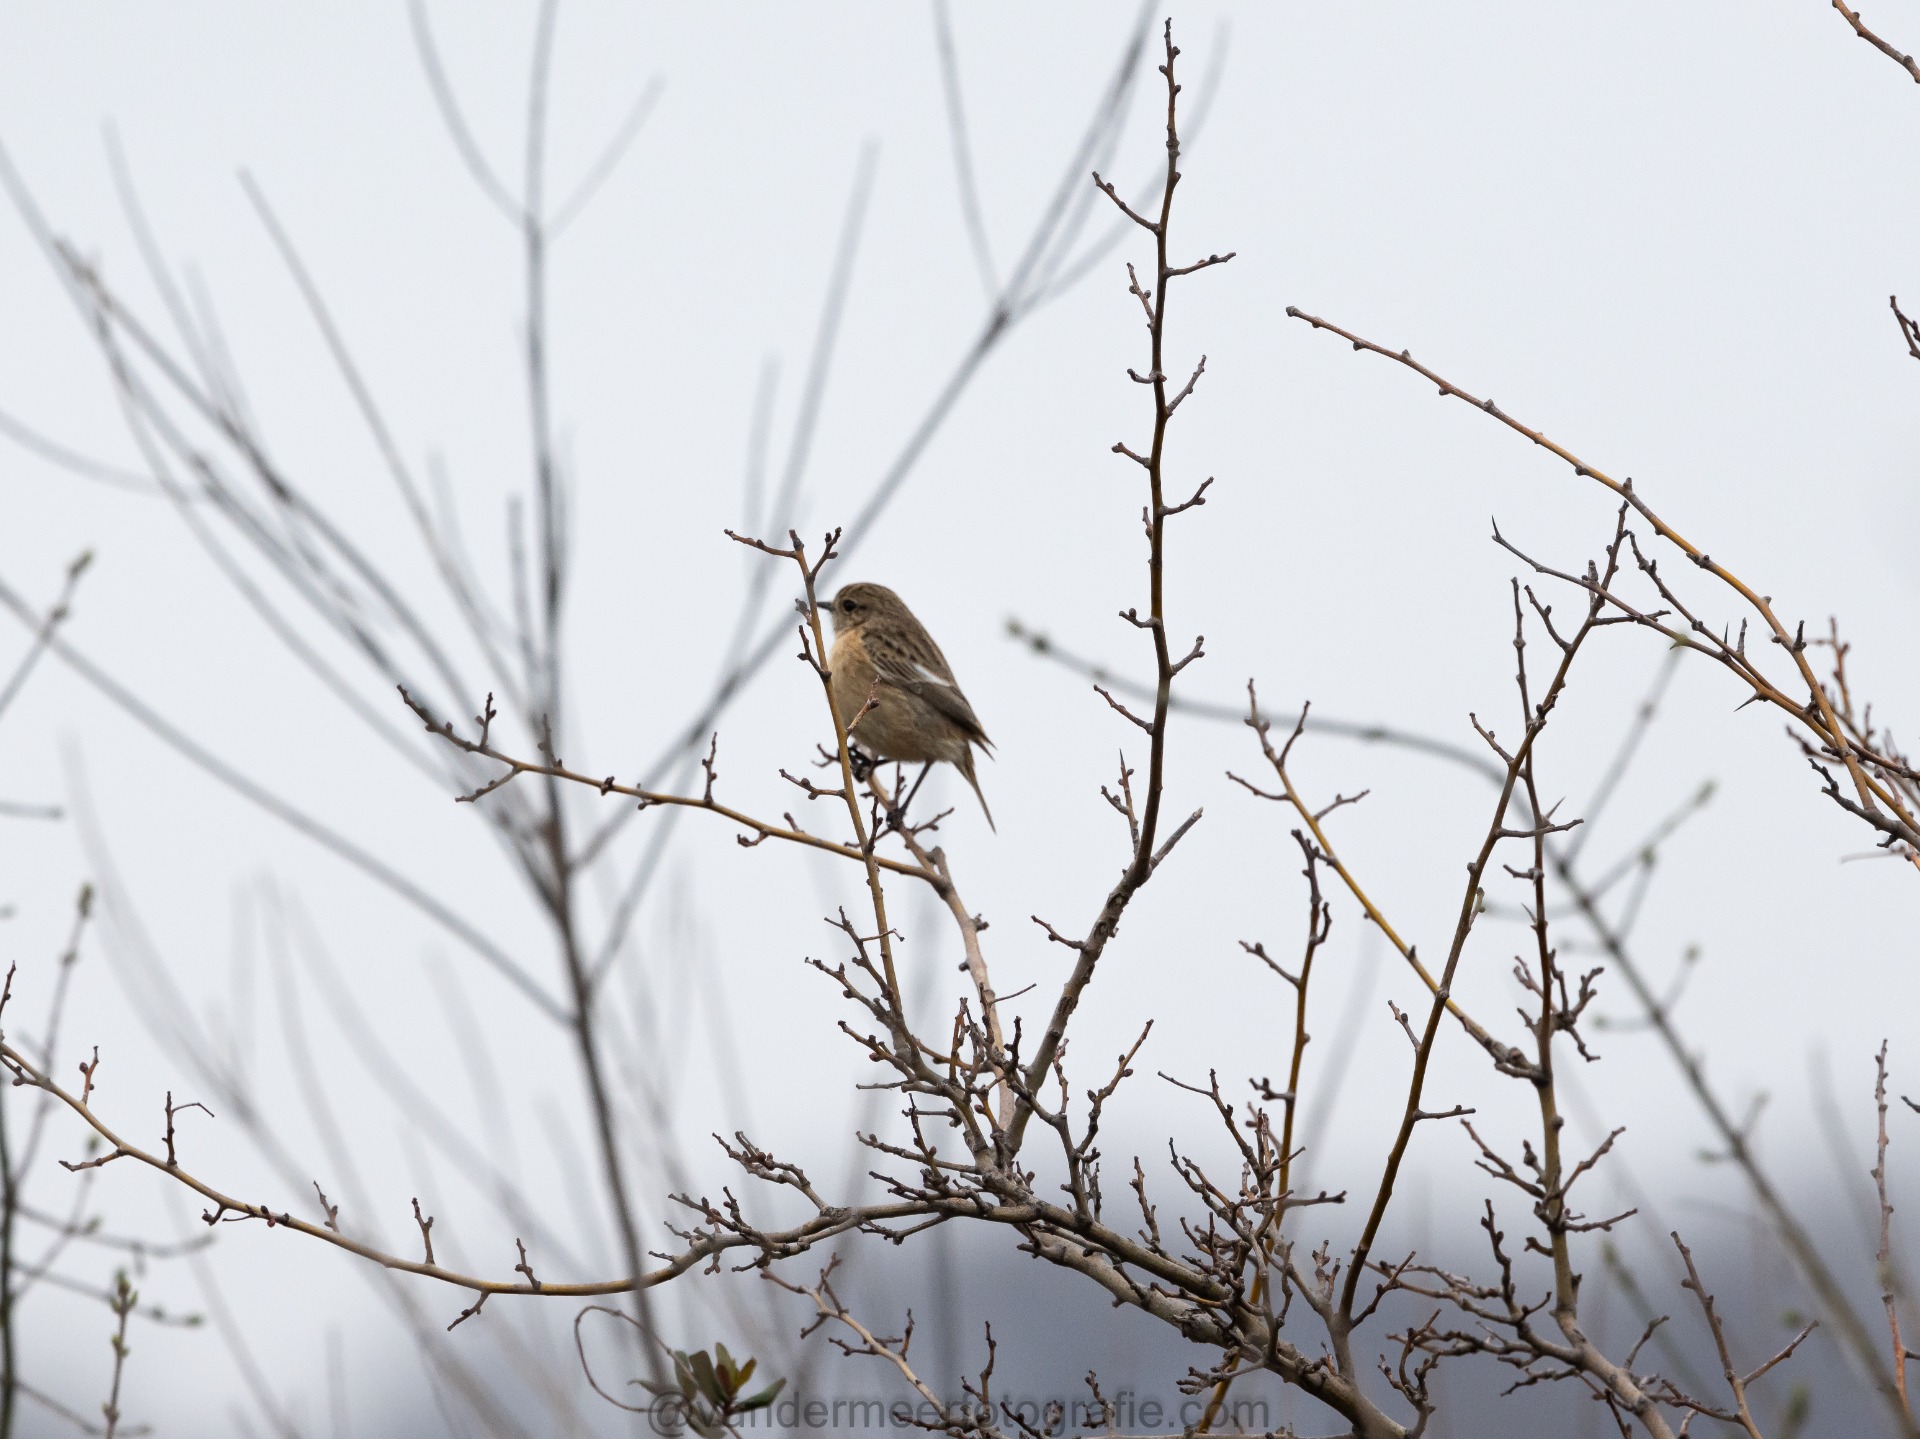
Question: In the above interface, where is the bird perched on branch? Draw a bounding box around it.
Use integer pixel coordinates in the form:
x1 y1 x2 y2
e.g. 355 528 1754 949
824 582 994 830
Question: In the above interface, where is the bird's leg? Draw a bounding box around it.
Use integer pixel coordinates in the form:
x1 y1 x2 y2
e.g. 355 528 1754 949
888 762 934 831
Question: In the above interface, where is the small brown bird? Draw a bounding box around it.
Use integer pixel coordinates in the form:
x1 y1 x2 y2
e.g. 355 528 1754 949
824 582 994 829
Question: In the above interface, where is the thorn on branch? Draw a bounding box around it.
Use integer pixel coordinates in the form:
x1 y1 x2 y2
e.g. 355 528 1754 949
1149 808 1203 872
1770 619 1808 654
1103 750 1142 849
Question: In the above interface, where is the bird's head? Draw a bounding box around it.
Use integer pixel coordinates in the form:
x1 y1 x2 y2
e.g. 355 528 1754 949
824 581 905 635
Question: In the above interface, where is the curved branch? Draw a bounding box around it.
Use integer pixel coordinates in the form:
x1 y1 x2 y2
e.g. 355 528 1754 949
1286 304 1920 861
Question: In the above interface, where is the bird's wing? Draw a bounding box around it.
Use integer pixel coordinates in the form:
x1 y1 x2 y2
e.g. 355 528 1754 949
868 632 992 747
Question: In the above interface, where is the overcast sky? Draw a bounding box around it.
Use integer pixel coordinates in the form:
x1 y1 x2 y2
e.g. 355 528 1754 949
3 4 1919 1433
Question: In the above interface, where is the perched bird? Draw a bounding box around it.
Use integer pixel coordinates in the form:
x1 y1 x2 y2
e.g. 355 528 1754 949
824 581 994 830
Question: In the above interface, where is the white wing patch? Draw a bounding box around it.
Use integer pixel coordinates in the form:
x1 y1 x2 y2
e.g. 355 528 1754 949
913 662 954 687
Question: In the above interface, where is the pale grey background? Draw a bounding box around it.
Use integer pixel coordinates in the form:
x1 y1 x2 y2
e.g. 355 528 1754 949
0 3 1916 1433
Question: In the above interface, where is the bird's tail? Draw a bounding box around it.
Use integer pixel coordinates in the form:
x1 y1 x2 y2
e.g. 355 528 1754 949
958 747 995 832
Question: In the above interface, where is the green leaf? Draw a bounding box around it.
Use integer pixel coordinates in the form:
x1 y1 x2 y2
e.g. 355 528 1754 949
687 1349 727 1408
738 1378 786 1413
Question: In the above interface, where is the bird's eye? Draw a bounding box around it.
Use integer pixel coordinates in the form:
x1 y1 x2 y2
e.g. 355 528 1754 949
841 598 855 612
